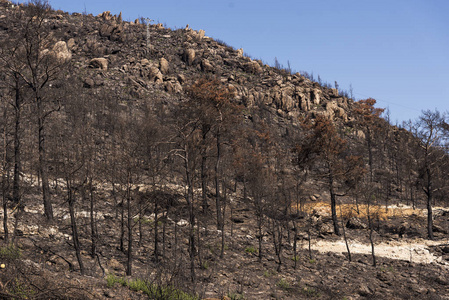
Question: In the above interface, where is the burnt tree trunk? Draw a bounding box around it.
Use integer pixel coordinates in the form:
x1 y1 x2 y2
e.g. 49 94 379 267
67 183 85 275
215 127 222 230
89 178 97 257
154 197 159 263
185 150 196 283
425 165 434 240
126 172 133 276
329 171 340 236
12 74 21 207
38 99 53 221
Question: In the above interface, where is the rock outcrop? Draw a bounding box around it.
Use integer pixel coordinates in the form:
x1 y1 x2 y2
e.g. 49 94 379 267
52 41 72 63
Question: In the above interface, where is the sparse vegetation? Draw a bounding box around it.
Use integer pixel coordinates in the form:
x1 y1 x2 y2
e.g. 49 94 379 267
201 261 209 270
245 246 257 254
8 279 36 299
0 244 22 260
0 1 448 299
301 286 320 297
106 274 199 300
228 292 246 300
277 278 290 290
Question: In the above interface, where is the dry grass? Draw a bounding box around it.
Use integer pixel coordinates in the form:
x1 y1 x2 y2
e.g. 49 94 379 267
297 201 425 221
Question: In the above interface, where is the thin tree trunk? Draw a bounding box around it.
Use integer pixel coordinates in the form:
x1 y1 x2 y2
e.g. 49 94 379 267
201 154 208 212
184 151 196 283
215 127 222 230
2 185 8 243
38 108 53 221
367 199 376 267
366 128 373 182
308 227 312 260
329 186 340 235
67 184 84 275
220 182 226 258
89 178 97 257
174 221 178 265
340 204 351 262
126 171 133 276
257 210 263 262
162 209 167 261
272 219 283 272
293 220 298 269
12 76 21 206
2 119 9 243
120 190 125 253
197 215 202 269
426 166 434 240
230 200 234 237
154 197 159 263
12 203 22 244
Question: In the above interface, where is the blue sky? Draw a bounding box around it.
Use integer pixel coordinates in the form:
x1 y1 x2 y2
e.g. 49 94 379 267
42 0 448 124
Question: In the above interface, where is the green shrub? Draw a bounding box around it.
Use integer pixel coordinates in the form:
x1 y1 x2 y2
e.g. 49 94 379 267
244 246 257 254
106 274 127 287
263 269 277 278
277 278 289 290
201 261 209 270
380 265 395 273
133 216 152 225
229 292 246 300
0 244 22 260
301 286 320 297
106 274 116 287
10 279 35 299
105 274 198 299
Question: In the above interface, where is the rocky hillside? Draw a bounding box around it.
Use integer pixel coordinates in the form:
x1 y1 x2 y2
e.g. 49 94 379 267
0 1 352 122
1 1 449 300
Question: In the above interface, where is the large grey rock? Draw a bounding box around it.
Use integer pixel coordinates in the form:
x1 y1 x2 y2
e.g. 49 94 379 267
97 11 112 21
197 29 205 39
148 66 163 83
182 49 195 66
244 60 262 74
52 41 71 63
201 59 214 72
99 23 123 41
159 57 169 74
99 23 114 37
311 89 321 104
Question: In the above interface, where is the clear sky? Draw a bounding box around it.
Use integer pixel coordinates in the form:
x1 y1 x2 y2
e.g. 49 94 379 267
39 0 448 124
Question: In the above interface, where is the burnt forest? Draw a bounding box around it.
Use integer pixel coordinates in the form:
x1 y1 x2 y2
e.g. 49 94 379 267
0 1 449 299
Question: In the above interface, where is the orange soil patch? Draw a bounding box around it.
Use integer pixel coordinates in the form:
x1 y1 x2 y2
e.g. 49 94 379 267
296 202 425 221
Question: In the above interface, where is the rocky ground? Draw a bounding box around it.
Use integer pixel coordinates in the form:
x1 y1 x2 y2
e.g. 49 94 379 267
1 183 449 299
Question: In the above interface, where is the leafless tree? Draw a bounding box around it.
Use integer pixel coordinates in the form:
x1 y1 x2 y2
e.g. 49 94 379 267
3 0 72 220
413 110 448 239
